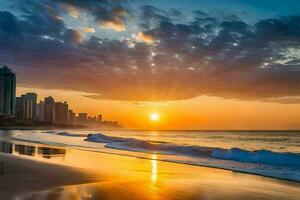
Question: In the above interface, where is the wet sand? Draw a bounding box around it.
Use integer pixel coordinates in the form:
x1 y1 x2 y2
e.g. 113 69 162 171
0 143 300 200
0 153 103 199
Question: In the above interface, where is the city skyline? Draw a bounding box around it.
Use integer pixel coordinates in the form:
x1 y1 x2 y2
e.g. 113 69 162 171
1 66 121 128
16 92 121 127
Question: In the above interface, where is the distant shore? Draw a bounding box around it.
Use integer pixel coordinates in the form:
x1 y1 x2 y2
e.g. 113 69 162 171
0 120 124 130
0 124 88 130
0 125 126 131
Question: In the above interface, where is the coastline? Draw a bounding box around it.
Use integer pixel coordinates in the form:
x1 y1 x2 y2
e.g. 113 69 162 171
0 143 300 199
0 153 101 199
0 125 88 130
0 126 125 131
6 133 300 183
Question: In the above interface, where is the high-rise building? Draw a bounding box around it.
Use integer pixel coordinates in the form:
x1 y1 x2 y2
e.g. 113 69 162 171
24 93 37 120
0 66 16 116
44 96 55 123
78 113 88 124
36 101 45 122
15 93 37 120
97 114 103 122
15 97 23 120
15 93 37 121
55 102 68 124
88 116 97 123
68 109 75 124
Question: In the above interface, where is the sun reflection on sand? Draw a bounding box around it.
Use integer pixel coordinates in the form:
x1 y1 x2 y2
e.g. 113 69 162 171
10 143 300 200
151 154 158 183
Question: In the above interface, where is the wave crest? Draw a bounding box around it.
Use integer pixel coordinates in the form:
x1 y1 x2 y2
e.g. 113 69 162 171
42 131 87 137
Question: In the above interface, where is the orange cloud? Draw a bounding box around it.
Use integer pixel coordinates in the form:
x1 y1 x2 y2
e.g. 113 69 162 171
64 5 80 19
99 20 126 32
83 27 95 33
98 7 127 32
136 32 153 44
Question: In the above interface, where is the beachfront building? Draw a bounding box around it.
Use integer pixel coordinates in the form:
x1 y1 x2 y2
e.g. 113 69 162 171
15 93 37 121
78 113 88 124
15 97 23 120
36 101 45 122
0 66 16 116
97 114 103 122
55 102 68 124
44 96 55 123
68 109 75 124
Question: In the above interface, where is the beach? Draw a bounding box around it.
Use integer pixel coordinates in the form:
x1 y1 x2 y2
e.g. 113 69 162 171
0 153 100 199
0 141 300 200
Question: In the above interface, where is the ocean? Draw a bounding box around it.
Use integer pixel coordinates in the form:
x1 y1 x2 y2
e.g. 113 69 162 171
0 130 300 181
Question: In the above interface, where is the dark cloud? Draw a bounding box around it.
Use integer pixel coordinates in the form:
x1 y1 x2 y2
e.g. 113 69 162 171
1 1 300 103
57 0 129 31
0 11 19 34
138 6 184 30
63 29 83 43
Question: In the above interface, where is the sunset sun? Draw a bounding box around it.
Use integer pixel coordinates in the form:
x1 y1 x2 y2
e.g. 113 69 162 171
150 113 160 121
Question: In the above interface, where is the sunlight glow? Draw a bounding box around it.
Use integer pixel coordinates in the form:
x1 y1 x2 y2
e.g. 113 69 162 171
151 154 158 183
150 113 160 121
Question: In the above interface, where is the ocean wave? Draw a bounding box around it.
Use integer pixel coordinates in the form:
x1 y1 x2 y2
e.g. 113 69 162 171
207 135 290 142
211 148 300 167
42 131 87 137
86 133 300 168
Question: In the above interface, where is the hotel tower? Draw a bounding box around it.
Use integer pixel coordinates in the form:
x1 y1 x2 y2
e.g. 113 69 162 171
0 66 16 116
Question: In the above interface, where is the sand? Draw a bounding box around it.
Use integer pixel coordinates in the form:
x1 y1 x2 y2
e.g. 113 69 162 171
0 153 101 199
0 146 300 200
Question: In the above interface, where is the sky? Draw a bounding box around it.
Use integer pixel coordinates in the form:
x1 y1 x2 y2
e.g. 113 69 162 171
1 0 300 129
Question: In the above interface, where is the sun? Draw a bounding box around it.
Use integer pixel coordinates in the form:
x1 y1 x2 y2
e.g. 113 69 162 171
150 113 160 121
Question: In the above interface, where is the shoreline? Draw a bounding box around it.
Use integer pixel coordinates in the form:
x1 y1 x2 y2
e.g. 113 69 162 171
8 136 300 183
71 147 300 184
0 126 124 131
0 153 101 199
0 125 87 130
0 144 300 199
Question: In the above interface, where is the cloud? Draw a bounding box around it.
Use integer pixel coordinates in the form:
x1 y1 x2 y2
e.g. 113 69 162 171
1 1 300 103
83 27 95 33
99 19 126 32
64 4 80 18
261 97 300 104
98 7 128 31
62 29 83 43
57 0 128 32
139 5 171 29
136 32 153 44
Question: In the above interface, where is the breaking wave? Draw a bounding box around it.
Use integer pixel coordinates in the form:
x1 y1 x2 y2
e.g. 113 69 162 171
42 131 87 137
86 133 300 168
